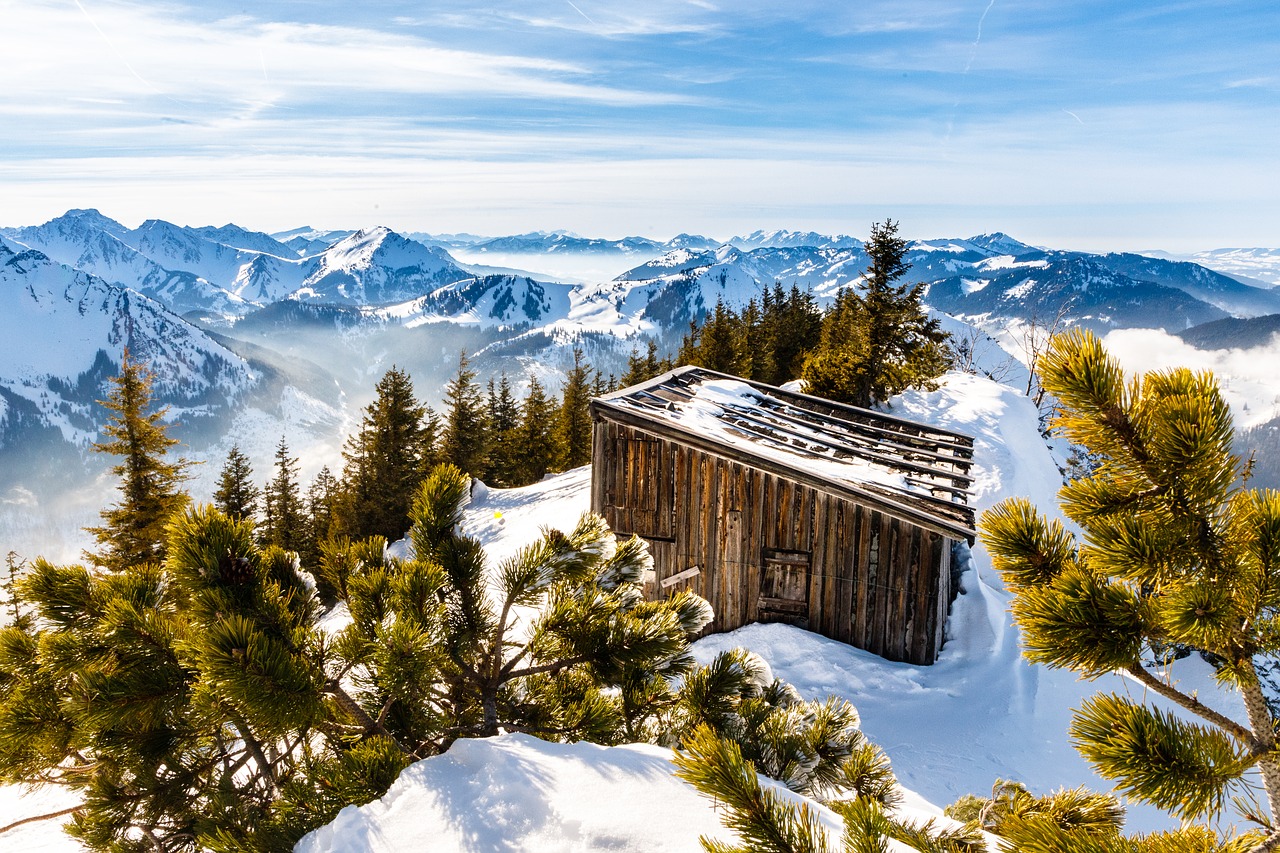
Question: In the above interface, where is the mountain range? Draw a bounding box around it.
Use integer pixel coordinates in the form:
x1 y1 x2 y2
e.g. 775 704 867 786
4 208 1280 560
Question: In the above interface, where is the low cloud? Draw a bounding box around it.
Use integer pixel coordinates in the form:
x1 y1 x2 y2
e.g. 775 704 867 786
1102 328 1280 429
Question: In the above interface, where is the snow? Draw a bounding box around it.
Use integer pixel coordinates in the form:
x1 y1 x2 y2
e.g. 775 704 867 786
0 371 1250 850
295 734 846 853
612 377 921 496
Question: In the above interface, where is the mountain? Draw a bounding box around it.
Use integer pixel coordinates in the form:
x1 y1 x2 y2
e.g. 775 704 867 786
1176 313 1280 350
1091 252 1280 317
729 228 860 250
0 242 257 449
5 210 288 316
1182 247 1280 288
468 231 665 255
376 275 575 328
924 254 1229 332
292 227 471 306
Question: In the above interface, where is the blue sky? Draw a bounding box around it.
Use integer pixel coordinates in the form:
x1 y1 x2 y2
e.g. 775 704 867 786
3 1 1278 250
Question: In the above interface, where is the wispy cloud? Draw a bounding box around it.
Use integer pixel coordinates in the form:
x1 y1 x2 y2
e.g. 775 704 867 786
3 2 690 115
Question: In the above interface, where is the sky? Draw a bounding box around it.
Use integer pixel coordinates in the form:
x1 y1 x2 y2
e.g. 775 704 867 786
2 0 1278 251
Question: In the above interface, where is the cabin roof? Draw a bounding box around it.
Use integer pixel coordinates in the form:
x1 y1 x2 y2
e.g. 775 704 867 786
590 366 976 540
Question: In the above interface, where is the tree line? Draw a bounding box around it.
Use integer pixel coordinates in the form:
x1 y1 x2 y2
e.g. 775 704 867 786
672 220 951 409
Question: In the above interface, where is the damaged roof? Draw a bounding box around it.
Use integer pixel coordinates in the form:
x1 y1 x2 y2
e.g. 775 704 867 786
591 365 976 540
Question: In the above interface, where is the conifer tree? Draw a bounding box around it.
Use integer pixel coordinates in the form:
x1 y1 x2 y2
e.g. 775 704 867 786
339 366 432 541
260 436 304 552
802 221 949 407
769 284 823 386
980 330 1280 851
86 349 189 570
621 340 666 387
214 444 260 523
557 347 594 469
439 351 488 476
515 376 559 485
482 375 521 487
301 465 340 577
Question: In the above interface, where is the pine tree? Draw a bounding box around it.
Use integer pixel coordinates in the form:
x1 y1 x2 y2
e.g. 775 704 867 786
301 465 340 577
439 351 488 476
339 367 432 541
480 375 522 487
557 348 594 469
980 329 1280 850
515 376 559 485
214 444 260 523
621 340 666 387
802 221 950 407
260 436 305 552
769 284 822 386
86 349 189 571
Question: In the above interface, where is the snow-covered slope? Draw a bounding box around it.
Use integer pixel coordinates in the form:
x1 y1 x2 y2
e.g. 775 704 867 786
0 242 257 445
294 227 470 306
1181 247 1280 288
375 274 575 328
5 210 250 316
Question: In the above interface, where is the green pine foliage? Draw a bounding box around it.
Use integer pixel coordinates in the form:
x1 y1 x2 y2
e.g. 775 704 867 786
482 375 522 487
514 375 560 485
439 351 489 476
802 220 950 408
557 347 594 469
338 366 435 541
677 284 822 387
259 437 305 552
979 329 1280 849
214 444 259 523
86 349 190 571
621 340 672 387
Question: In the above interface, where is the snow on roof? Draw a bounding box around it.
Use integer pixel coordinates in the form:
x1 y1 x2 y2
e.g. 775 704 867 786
592 366 975 538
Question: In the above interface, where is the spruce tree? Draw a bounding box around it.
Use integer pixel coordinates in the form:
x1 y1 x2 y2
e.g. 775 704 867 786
515 376 559 485
86 349 189 571
802 221 949 407
980 330 1280 850
439 351 488 477
482 375 521 487
260 436 304 552
214 444 260 523
339 366 431 541
557 347 594 469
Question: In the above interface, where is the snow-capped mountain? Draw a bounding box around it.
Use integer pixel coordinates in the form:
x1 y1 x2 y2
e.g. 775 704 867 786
376 275 575 328
467 231 666 256
1179 247 1280 288
925 254 1231 332
729 228 861 250
1090 252 1280 317
293 227 471 306
270 226 357 258
0 242 257 448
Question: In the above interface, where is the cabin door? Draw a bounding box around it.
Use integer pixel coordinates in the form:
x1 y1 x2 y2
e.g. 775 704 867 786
758 549 811 626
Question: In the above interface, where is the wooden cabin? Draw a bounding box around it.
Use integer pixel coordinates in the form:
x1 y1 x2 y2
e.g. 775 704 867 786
589 366 976 665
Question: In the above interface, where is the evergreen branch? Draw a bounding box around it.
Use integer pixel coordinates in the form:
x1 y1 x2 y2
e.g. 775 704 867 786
324 679 408 754
0 804 85 836
504 655 592 681
1124 663 1255 746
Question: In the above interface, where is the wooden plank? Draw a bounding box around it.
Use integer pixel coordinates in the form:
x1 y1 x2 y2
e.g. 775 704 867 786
721 509 743 631
661 565 702 588
747 468 765 626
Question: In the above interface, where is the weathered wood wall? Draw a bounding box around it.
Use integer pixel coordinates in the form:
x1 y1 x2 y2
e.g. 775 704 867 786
591 417 955 665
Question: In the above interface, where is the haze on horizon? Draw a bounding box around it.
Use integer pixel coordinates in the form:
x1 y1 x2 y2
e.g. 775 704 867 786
4 1 1278 254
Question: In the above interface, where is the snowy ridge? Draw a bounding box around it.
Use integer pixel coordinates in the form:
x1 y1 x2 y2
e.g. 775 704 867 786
294 227 470 306
0 243 257 445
